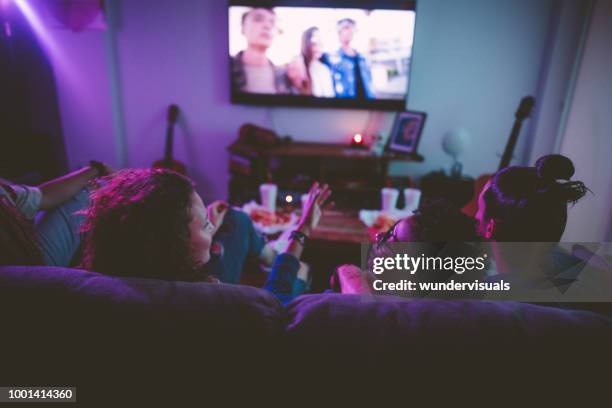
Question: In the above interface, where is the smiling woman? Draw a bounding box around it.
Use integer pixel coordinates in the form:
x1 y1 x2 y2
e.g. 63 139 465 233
79 168 332 305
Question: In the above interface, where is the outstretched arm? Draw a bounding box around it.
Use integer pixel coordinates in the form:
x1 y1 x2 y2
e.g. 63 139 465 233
38 162 112 210
263 183 332 304
283 182 332 259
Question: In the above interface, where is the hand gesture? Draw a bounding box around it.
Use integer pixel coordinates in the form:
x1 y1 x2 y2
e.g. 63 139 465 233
208 200 229 234
297 182 332 235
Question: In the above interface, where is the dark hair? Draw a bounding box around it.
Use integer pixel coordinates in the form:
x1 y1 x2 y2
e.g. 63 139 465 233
80 168 206 281
483 154 588 241
294 26 320 94
337 18 356 27
301 27 319 67
370 200 480 267
0 196 44 266
241 7 275 25
365 200 484 297
408 200 480 242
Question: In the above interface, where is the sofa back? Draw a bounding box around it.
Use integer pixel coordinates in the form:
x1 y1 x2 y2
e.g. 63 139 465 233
1 266 611 400
0 265 283 399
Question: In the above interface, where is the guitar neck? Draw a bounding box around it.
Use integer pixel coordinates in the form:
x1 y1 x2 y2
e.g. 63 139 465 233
498 119 524 171
164 125 174 163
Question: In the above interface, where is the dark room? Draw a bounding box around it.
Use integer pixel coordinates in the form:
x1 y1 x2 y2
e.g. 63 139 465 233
1 0 611 403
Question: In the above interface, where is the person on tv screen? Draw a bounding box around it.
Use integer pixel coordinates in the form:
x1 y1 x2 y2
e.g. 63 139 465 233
287 27 335 97
231 7 290 94
329 18 374 99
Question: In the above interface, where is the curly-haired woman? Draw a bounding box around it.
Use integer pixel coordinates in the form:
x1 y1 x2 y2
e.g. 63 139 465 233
80 168 331 304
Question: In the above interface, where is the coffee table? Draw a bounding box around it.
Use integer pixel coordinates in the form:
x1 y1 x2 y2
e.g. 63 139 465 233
309 210 371 244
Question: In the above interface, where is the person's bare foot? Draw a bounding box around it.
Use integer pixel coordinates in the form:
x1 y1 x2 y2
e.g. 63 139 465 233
297 261 309 281
335 264 370 294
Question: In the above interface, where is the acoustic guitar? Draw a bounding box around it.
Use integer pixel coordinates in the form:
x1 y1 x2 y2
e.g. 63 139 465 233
153 104 186 175
462 96 535 216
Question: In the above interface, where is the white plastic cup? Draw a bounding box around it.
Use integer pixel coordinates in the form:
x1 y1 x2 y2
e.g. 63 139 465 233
259 183 278 213
381 188 399 213
403 188 422 212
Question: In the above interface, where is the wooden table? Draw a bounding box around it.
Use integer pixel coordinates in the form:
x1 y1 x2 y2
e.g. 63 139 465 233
301 210 371 292
241 209 372 292
309 210 371 244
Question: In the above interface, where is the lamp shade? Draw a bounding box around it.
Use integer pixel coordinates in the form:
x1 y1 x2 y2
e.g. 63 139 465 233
442 128 470 160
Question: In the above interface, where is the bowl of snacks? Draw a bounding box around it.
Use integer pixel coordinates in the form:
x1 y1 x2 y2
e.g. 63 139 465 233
241 201 298 235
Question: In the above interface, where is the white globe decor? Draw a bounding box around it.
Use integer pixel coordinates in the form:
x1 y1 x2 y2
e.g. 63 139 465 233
442 128 470 177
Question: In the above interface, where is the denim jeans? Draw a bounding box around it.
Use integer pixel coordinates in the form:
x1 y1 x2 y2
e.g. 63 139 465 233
35 189 90 267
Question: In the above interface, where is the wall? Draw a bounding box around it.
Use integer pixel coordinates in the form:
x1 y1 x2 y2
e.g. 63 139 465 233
525 0 592 165
50 28 117 171
29 0 579 204
559 0 612 242
1 1 66 180
394 0 554 179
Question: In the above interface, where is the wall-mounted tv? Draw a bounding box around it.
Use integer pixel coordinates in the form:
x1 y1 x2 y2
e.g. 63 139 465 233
229 0 417 110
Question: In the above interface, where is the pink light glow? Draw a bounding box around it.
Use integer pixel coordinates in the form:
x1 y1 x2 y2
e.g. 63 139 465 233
13 0 74 82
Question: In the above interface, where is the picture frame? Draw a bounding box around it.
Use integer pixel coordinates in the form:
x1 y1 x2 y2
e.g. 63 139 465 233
387 111 427 154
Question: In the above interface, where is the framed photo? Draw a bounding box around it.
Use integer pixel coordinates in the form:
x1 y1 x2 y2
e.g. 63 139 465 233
387 111 427 154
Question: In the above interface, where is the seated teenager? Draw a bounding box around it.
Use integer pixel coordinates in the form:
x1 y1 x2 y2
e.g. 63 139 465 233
474 154 587 242
334 200 482 295
203 207 294 282
201 205 311 295
474 154 593 292
79 168 331 305
1 163 299 291
0 161 112 266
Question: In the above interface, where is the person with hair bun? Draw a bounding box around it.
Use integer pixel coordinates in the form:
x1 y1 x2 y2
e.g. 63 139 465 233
473 156 611 306
475 154 588 242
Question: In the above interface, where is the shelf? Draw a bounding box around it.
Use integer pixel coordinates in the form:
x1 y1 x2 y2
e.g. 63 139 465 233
228 141 424 162
227 139 423 210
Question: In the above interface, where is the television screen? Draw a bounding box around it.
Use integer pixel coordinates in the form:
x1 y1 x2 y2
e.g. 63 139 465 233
229 0 417 110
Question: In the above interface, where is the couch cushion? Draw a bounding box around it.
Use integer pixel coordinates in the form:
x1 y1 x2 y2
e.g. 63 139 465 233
0 265 282 327
284 294 612 374
0 266 284 399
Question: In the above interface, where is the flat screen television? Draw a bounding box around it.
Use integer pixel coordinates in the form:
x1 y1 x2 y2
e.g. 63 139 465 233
229 0 417 110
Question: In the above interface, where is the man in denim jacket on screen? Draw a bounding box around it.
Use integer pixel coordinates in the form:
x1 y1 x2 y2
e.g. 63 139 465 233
328 18 374 99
